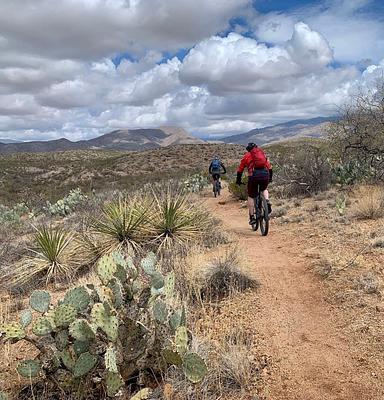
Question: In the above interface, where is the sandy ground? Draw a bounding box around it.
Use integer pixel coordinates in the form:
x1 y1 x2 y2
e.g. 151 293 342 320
203 188 383 400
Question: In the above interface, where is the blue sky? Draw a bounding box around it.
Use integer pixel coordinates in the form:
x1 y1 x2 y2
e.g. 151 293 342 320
0 0 383 140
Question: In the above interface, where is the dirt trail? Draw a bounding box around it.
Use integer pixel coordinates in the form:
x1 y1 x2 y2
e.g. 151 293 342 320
204 189 382 400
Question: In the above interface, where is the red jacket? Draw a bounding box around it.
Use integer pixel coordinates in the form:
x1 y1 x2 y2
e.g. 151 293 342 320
237 147 272 176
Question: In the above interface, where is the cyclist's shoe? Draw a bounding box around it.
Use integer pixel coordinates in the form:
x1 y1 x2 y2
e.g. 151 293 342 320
266 200 272 214
249 215 256 225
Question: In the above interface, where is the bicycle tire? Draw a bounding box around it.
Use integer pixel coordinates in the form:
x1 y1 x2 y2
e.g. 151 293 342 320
252 197 259 231
259 194 269 236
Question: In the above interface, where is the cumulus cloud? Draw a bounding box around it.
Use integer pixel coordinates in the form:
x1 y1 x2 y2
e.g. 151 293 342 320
253 0 384 64
0 0 383 141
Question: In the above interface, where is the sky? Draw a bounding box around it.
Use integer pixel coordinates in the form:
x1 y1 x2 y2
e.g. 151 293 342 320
0 0 384 141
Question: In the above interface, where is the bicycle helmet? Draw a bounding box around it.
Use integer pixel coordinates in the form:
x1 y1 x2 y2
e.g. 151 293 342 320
246 142 257 152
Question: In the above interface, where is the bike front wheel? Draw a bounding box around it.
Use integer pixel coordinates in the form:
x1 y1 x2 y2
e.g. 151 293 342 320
259 195 269 236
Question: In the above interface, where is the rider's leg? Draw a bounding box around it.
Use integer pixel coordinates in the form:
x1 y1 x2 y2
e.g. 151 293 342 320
263 189 269 200
248 196 255 218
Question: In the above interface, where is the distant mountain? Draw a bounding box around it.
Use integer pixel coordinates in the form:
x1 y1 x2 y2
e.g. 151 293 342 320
0 126 204 154
0 138 23 144
221 117 337 146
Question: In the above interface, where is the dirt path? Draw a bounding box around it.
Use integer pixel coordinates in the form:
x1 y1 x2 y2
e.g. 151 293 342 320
203 189 382 400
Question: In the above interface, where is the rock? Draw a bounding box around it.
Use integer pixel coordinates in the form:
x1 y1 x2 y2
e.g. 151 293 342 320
375 303 384 312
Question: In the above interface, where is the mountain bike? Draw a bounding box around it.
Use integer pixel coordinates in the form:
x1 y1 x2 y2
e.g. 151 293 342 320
212 177 221 197
250 184 269 236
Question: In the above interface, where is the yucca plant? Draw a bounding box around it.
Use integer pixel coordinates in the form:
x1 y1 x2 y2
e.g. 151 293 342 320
9 225 76 287
149 187 209 251
91 196 149 254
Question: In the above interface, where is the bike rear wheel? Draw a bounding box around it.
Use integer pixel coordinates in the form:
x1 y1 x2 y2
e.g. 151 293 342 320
259 194 269 236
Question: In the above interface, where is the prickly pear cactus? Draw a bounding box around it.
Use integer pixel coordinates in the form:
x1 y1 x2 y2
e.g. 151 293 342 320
29 290 51 313
63 286 90 311
32 317 53 336
17 360 41 378
104 345 118 373
182 352 207 383
54 304 77 327
20 309 32 328
97 254 117 285
153 300 168 324
105 371 123 397
175 326 188 355
1 322 26 341
3 250 208 398
69 319 95 342
73 352 98 377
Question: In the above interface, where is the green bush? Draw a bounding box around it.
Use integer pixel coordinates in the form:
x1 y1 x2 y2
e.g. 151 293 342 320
0 252 207 398
228 176 248 200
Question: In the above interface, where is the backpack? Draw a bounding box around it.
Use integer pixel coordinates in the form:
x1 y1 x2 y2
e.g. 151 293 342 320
211 159 221 173
250 148 267 170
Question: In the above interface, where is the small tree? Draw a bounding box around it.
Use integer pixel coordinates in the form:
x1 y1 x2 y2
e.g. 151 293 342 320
328 77 384 183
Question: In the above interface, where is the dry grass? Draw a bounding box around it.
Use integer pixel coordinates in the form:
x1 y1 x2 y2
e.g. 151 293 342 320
351 186 384 220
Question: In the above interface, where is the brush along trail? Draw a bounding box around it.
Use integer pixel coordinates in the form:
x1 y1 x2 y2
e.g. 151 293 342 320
203 188 382 400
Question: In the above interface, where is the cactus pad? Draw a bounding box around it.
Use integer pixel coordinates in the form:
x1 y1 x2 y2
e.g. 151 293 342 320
95 286 114 306
64 286 90 311
162 349 182 366
153 300 168 324
73 340 90 356
151 271 164 290
175 326 188 355
32 317 53 336
109 279 124 308
103 315 119 342
183 352 207 383
60 348 76 370
55 330 69 351
69 319 95 342
105 371 123 397
140 253 156 275
1 322 26 341
91 303 118 342
97 254 117 285
20 310 32 328
104 345 118 373
29 290 51 313
164 272 175 298
54 304 77 327
17 360 41 378
169 306 186 332
73 352 97 377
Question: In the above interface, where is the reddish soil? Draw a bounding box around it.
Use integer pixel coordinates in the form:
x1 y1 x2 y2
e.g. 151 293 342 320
204 188 383 400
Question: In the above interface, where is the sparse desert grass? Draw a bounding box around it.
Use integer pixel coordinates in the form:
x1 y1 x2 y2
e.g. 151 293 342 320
351 186 384 220
356 272 380 294
197 247 259 303
273 206 288 218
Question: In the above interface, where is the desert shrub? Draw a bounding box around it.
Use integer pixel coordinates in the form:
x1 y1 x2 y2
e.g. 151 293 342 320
6 225 78 289
46 188 87 217
328 79 384 183
0 202 33 225
0 252 207 399
183 174 209 193
273 143 332 196
148 186 210 252
228 176 248 200
91 196 150 255
351 186 384 220
273 206 287 218
335 195 347 216
198 249 258 302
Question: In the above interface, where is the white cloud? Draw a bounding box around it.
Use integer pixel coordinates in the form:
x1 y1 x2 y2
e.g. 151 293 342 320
0 0 383 141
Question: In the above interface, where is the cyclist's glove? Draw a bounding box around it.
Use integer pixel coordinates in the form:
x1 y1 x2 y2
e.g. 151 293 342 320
236 172 243 185
269 169 273 183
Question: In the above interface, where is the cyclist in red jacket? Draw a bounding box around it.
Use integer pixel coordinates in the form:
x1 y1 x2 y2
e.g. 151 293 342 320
236 143 273 225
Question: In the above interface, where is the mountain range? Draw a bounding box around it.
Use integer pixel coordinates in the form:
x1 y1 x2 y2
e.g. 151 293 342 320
220 117 336 146
0 126 204 154
0 117 335 154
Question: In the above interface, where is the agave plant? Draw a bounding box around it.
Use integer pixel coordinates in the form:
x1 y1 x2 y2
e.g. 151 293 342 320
91 196 149 254
149 187 208 251
9 225 76 287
